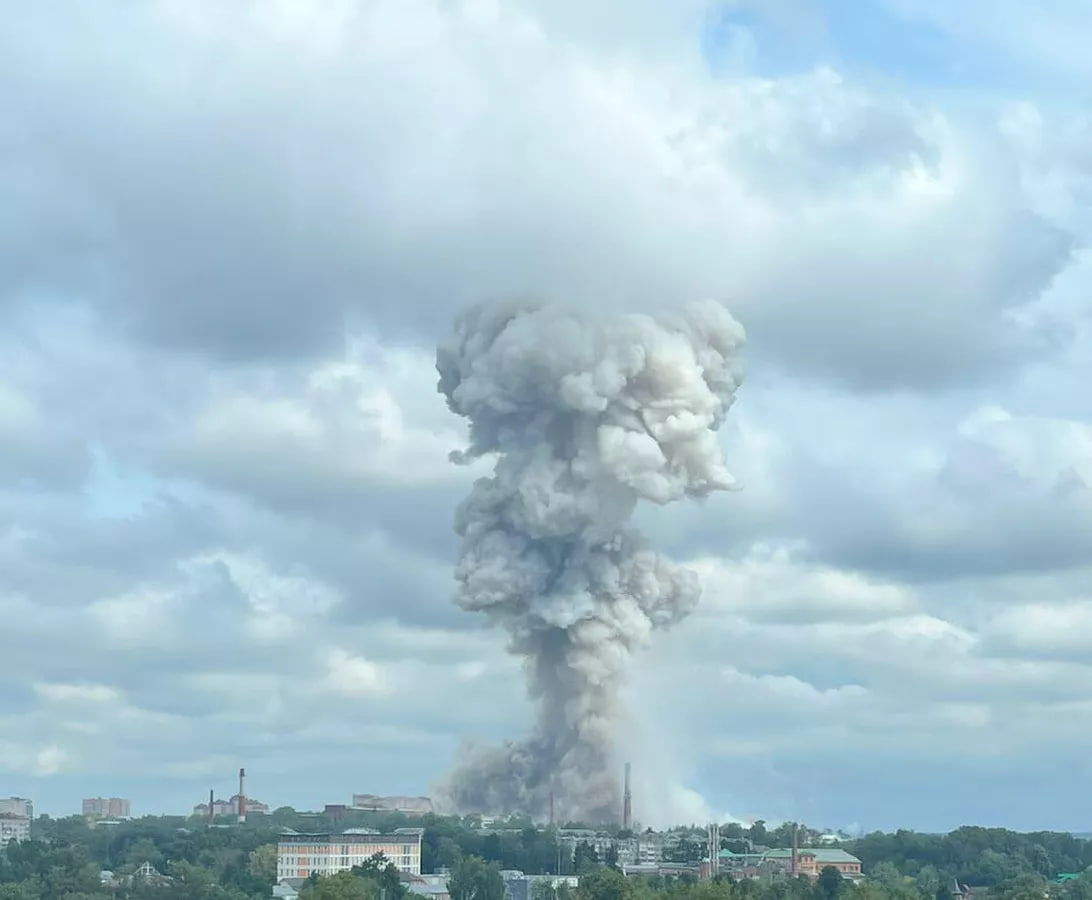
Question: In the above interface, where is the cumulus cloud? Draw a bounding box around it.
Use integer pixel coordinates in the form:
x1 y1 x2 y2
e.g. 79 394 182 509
693 543 917 622
2 0 1092 832
0 0 1072 390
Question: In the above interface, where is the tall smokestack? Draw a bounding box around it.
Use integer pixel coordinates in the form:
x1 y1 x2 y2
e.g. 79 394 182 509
238 768 246 824
549 791 554 828
622 763 632 831
708 824 720 879
791 822 798 877
435 300 745 822
209 789 214 824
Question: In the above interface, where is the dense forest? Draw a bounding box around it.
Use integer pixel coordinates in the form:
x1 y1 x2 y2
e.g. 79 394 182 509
1 809 1090 900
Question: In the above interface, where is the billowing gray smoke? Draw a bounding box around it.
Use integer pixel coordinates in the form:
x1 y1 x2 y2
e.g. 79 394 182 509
435 299 744 824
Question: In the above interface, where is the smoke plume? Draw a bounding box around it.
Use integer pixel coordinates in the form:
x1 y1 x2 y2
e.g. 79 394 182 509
435 299 745 823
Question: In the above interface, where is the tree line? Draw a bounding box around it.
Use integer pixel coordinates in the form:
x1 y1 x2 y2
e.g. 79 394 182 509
1 809 1090 900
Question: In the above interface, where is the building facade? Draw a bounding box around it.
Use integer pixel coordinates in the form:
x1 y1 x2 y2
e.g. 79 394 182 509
0 798 32 846
83 798 131 819
193 795 270 818
761 849 863 880
0 798 32 819
276 828 424 881
351 795 434 815
500 872 579 900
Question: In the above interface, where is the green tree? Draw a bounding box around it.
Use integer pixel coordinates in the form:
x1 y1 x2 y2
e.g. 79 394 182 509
576 867 633 900
353 853 407 900
249 843 278 884
303 871 378 900
916 866 941 900
448 856 506 900
993 874 1047 900
604 845 620 871
574 843 601 874
124 837 165 869
816 867 845 900
871 863 905 889
1061 874 1092 900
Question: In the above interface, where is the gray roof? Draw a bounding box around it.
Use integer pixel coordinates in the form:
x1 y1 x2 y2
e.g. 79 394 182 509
409 885 450 897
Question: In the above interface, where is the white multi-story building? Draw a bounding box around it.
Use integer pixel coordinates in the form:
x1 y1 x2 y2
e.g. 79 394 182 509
0 798 32 819
276 828 423 882
0 816 30 845
0 798 32 846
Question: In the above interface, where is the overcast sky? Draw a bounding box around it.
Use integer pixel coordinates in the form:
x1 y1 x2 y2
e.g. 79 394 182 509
3 0 1092 834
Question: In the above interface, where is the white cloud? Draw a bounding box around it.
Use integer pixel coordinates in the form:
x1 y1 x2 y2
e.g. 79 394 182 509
693 544 917 622
33 745 68 776
2 0 1092 831
986 601 1092 655
324 649 389 697
0 0 1070 389
33 683 122 704
171 342 473 494
87 588 179 649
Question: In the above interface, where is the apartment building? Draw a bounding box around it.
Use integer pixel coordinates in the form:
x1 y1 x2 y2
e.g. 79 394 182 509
0 798 32 846
276 828 424 881
83 798 131 819
0 798 32 819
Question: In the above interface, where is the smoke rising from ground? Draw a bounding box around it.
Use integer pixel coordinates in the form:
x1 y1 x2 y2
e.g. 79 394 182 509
435 300 745 823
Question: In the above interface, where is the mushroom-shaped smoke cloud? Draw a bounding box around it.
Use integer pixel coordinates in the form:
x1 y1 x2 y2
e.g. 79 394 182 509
435 299 745 823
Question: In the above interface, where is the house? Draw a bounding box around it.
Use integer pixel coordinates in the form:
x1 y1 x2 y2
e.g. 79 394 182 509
760 849 863 881
274 878 308 899
131 861 172 887
409 883 451 900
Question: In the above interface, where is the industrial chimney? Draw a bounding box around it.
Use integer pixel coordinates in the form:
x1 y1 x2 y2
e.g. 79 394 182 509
238 768 247 824
622 762 632 831
208 789 214 824
791 822 799 877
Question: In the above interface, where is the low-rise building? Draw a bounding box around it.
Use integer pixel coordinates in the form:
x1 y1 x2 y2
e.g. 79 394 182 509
408 883 451 900
351 795 434 815
276 827 424 881
761 848 863 881
193 795 271 818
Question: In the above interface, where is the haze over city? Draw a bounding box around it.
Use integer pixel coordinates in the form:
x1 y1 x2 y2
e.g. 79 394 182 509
3 0 1092 836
